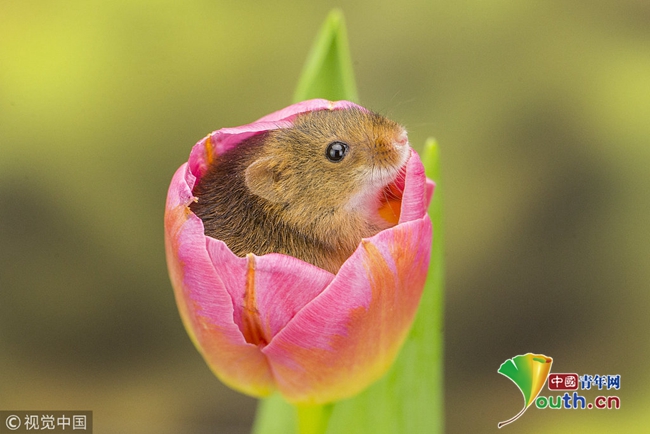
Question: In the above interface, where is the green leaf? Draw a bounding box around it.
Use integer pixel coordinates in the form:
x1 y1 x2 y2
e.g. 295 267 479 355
293 9 359 103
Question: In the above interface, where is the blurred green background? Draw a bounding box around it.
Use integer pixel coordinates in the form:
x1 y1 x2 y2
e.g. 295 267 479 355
1 1 648 433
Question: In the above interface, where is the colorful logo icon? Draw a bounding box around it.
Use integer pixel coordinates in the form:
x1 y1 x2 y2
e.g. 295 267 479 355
497 353 553 428
499 355 621 426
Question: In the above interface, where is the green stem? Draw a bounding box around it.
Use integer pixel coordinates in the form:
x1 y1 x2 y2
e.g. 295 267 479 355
295 403 333 434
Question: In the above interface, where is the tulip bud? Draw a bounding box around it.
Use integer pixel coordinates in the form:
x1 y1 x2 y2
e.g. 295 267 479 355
165 99 434 404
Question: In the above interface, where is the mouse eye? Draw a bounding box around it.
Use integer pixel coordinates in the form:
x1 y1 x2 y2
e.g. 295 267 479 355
326 141 349 162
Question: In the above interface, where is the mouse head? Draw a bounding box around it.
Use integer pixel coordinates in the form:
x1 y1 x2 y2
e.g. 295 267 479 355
244 107 410 221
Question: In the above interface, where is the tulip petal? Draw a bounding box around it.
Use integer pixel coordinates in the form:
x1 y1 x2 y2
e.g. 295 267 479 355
398 150 431 224
255 99 363 123
263 215 432 404
425 178 435 208
204 239 335 345
165 164 275 397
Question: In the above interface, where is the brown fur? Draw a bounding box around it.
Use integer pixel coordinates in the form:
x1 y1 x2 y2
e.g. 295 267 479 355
190 108 408 274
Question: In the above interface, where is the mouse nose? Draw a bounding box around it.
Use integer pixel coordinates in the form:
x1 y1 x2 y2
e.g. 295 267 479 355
394 130 409 147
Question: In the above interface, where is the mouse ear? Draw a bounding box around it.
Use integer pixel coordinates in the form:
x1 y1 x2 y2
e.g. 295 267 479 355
245 157 287 203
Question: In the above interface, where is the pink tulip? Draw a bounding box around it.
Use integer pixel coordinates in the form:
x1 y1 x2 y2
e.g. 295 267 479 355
164 99 434 404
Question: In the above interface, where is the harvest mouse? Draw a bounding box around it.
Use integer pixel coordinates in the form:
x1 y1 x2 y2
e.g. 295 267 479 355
190 107 410 274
